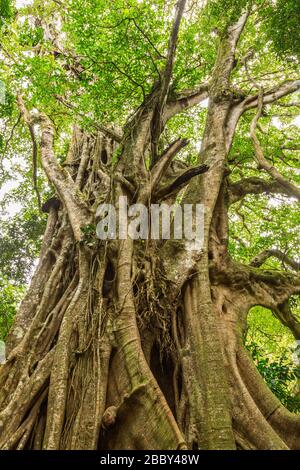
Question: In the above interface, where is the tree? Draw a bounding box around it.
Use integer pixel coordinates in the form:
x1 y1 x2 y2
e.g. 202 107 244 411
0 0 299 450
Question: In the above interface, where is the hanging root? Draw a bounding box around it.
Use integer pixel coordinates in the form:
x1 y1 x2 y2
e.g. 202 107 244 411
134 248 178 356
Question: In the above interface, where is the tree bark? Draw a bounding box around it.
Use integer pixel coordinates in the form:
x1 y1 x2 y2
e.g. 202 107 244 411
1 9 300 451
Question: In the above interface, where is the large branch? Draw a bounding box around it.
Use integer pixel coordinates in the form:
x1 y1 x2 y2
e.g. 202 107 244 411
163 84 209 122
210 11 249 97
151 0 186 163
39 114 91 240
216 261 300 310
150 138 189 191
197 12 249 154
17 95 91 240
250 249 300 271
246 267 300 307
156 9 248 165
243 80 300 111
228 176 293 204
250 90 300 201
159 0 187 108
225 80 300 151
155 163 209 200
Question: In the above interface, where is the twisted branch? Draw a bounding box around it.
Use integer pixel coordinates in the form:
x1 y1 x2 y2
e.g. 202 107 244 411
250 89 300 201
250 249 300 271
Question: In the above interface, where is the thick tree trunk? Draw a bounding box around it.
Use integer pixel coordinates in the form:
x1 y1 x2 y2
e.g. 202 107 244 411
0 122 299 450
1 7 300 451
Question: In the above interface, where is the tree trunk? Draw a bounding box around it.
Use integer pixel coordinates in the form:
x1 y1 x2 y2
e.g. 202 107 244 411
1 8 300 451
0 122 298 450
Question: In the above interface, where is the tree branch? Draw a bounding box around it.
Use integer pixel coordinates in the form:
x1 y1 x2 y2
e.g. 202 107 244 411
2 113 21 157
39 114 91 240
197 12 249 153
210 11 249 97
151 0 187 163
226 80 300 150
250 249 300 272
131 18 166 60
243 80 300 111
276 101 300 108
163 84 209 122
250 89 300 201
54 94 123 143
17 95 91 240
228 176 292 204
215 261 300 310
160 0 187 107
247 268 300 307
155 163 209 200
150 138 189 191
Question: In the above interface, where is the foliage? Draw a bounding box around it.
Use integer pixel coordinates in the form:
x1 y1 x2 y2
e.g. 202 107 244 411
0 0 13 28
263 0 300 61
0 276 24 341
0 208 45 284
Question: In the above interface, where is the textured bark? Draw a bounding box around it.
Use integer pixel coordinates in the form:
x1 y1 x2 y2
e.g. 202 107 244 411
0 10 300 451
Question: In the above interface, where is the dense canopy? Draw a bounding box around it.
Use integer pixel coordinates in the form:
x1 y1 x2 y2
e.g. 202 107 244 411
0 0 299 451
